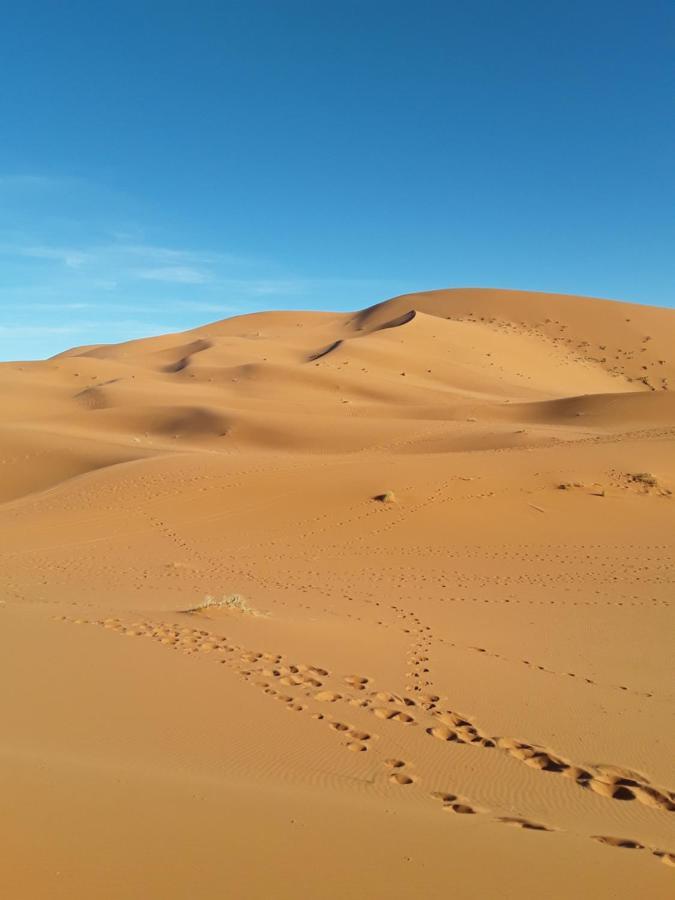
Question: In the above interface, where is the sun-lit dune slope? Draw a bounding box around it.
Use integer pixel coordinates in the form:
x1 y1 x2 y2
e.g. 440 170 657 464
0 288 673 502
1 288 675 900
351 288 675 391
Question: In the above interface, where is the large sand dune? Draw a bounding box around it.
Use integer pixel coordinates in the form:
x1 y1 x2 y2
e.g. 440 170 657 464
1 288 673 899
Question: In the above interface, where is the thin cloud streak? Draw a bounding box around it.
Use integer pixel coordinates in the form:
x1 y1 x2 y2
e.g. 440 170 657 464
0 320 176 338
17 300 240 315
137 266 212 284
0 236 393 300
1 243 91 268
0 174 79 190
0 208 404 360
0 174 409 361
0 238 228 273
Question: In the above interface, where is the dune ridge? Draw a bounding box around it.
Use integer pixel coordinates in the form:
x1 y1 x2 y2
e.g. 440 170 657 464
0 288 673 899
1 288 674 502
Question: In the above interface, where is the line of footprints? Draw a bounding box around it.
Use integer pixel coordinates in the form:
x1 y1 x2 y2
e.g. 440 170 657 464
390 602 659 703
62 614 674 870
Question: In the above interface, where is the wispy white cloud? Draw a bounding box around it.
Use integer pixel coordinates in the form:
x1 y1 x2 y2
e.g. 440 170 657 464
151 299 241 314
0 323 84 336
20 302 94 311
0 233 389 302
214 276 390 299
0 184 401 361
137 266 212 284
237 278 308 296
5 243 91 269
0 238 221 274
0 174 74 190
0 174 406 362
114 242 244 266
0 320 175 338
16 299 240 316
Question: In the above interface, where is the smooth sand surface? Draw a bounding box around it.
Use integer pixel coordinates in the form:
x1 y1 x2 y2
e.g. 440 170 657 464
1 288 673 898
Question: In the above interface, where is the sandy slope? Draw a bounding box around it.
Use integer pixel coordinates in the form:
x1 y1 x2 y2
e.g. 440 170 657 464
0 288 673 899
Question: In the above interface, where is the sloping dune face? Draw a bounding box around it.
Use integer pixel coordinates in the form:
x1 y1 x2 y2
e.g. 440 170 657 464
1 289 674 900
2 289 674 500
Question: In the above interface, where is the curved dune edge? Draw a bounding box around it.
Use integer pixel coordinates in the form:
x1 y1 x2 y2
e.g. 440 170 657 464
1 288 674 502
0 289 674 900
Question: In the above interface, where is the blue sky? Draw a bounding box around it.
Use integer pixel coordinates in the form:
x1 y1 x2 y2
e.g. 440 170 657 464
1 1 673 360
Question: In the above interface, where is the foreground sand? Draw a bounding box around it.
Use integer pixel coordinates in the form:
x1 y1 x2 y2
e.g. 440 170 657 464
1 288 673 899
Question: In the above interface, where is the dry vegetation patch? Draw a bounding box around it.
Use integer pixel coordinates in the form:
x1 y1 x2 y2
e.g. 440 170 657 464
183 594 264 616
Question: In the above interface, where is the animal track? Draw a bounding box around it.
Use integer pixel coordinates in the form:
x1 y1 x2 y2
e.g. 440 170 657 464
314 691 341 702
447 803 476 815
499 817 552 831
389 772 416 786
60 614 675 870
594 835 643 850
87 614 675 816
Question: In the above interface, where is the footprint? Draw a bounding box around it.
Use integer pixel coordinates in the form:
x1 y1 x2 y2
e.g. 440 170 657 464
587 779 636 801
389 772 416 786
446 803 475 815
427 725 457 741
346 741 368 752
84 615 675 825
373 707 397 720
499 817 551 831
345 675 369 688
418 692 439 703
430 791 457 803
592 835 643 850
314 691 341 702
561 766 593 783
436 711 472 728
522 752 568 773
383 758 406 769
632 787 675 810
392 711 415 725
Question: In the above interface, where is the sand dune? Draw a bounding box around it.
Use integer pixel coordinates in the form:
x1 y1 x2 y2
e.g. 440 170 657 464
0 288 673 899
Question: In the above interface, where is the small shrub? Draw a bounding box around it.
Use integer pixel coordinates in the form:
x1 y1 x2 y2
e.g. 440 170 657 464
184 594 262 616
629 472 657 487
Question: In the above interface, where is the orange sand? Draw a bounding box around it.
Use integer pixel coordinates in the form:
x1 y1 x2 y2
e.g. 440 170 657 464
1 288 673 898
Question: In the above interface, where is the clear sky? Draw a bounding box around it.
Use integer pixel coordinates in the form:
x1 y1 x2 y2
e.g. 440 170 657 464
1 1 673 360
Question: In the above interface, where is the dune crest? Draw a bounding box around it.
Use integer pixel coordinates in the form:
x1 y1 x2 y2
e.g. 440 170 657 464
1 288 673 501
1 288 673 900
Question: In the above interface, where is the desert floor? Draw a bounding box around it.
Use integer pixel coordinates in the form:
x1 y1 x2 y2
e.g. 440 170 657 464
1 288 673 899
